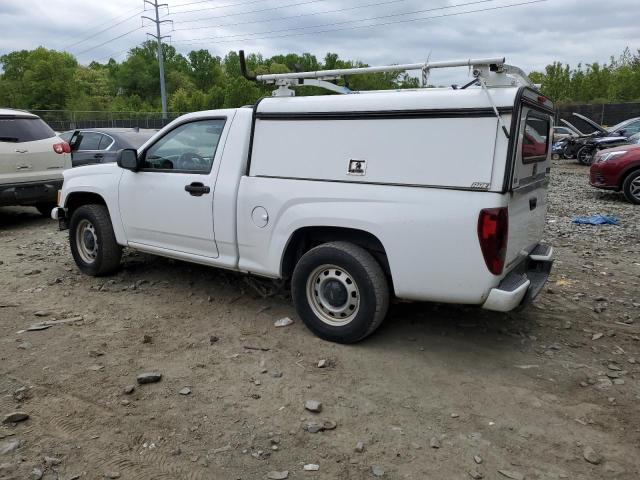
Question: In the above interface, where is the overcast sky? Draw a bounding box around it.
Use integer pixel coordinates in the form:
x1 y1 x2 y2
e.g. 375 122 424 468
1 0 639 85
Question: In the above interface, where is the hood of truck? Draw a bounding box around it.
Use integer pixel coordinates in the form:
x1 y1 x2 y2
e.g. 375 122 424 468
63 162 120 181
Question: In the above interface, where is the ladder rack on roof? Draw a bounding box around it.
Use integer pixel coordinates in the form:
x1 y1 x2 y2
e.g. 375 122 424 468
238 50 535 97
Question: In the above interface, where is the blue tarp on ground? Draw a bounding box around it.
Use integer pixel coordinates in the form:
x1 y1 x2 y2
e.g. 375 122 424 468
572 215 620 226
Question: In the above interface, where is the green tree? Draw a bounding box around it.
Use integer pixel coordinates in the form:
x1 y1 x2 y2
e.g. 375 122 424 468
0 47 77 109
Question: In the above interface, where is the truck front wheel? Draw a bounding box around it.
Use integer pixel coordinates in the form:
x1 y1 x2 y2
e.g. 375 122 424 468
69 204 122 276
291 241 389 343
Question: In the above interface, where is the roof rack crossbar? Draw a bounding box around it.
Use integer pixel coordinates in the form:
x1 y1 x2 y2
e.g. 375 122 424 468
238 50 534 96
240 50 504 83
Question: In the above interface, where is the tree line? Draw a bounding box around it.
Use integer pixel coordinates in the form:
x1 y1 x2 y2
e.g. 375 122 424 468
0 41 418 113
529 48 640 104
1 43 639 113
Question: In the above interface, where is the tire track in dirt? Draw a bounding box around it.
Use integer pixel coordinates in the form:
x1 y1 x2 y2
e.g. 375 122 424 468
0 377 222 480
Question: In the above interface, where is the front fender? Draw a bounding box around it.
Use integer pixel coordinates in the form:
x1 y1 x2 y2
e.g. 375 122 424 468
61 165 126 245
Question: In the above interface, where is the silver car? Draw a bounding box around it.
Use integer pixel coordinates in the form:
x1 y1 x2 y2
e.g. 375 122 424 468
0 109 71 215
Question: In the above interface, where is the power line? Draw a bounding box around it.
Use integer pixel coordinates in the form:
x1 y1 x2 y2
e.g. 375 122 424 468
171 0 272 10
172 0 413 32
173 0 510 43
175 0 548 46
65 10 144 51
63 5 142 47
75 25 145 56
171 0 327 19
95 44 139 63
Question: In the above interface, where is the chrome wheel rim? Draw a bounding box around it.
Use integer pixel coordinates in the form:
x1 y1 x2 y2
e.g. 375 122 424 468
306 264 360 326
76 219 98 264
631 177 640 201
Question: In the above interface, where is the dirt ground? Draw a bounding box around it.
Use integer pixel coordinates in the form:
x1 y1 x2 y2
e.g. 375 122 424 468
1 160 639 480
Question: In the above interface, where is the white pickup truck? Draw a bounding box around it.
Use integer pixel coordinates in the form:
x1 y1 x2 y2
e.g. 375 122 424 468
53 55 554 343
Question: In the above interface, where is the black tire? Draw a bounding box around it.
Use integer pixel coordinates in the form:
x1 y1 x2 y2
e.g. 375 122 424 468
35 202 57 217
291 241 389 343
622 170 640 204
576 146 593 165
69 204 122 276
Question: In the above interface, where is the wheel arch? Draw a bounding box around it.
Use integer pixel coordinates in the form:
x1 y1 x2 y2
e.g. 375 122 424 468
65 191 107 218
281 226 392 284
64 190 126 245
619 164 640 189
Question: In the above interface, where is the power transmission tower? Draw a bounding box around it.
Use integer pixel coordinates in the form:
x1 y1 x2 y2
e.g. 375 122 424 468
143 0 172 119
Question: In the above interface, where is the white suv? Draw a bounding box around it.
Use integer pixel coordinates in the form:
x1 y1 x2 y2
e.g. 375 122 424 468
0 109 71 215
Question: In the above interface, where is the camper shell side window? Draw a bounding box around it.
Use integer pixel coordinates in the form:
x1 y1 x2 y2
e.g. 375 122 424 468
521 111 551 164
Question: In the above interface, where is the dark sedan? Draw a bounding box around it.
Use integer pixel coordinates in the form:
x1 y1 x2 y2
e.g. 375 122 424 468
59 128 157 167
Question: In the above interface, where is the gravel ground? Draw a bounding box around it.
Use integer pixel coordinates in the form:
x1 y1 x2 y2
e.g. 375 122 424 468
0 160 639 480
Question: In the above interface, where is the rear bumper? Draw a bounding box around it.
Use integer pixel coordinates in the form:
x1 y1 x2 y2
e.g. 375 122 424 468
481 244 554 312
0 179 62 206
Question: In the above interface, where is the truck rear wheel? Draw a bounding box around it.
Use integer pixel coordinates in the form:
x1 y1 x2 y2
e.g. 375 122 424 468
291 241 389 343
69 204 122 276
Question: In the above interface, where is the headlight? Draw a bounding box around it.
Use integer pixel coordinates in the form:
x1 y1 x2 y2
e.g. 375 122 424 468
597 151 627 163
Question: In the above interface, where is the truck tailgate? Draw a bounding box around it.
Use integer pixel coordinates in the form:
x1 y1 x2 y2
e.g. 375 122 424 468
506 178 548 270
505 100 552 272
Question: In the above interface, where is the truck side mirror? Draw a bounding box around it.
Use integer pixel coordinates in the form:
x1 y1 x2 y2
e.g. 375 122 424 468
117 149 139 171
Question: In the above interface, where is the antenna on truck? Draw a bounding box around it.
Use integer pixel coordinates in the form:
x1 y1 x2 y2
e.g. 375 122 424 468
238 50 535 98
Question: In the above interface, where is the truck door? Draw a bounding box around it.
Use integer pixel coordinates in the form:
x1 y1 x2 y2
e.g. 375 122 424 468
505 98 553 271
118 116 231 259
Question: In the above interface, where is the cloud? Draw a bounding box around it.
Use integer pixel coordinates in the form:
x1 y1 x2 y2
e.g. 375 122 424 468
1 0 639 85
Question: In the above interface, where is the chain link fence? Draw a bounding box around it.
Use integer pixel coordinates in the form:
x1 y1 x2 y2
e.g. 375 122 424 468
30 110 189 132
556 102 640 127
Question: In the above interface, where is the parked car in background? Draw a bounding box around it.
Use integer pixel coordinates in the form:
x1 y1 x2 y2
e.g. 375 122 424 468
558 113 629 165
0 108 71 215
590 145 640 204
59 128 157 167
552 126 576 142
605 116 640 138
626 132 640 145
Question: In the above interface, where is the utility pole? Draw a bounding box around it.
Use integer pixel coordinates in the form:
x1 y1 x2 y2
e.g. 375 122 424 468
143 0 172 119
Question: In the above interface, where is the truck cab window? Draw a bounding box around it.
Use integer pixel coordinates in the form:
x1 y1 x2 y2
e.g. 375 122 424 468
522 112 550 164
142 119 225 173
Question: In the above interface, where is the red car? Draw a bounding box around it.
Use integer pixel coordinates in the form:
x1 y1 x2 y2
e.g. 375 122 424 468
590 144 640 204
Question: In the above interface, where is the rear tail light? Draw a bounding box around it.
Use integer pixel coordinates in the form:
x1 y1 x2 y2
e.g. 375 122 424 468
477 207 509 275
53 142 71 154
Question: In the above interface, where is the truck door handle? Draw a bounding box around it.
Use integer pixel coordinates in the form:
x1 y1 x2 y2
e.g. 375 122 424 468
16 164 31 170
94 153 103 159
184 182 210 196
529 197 538 210
15 149 28 153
